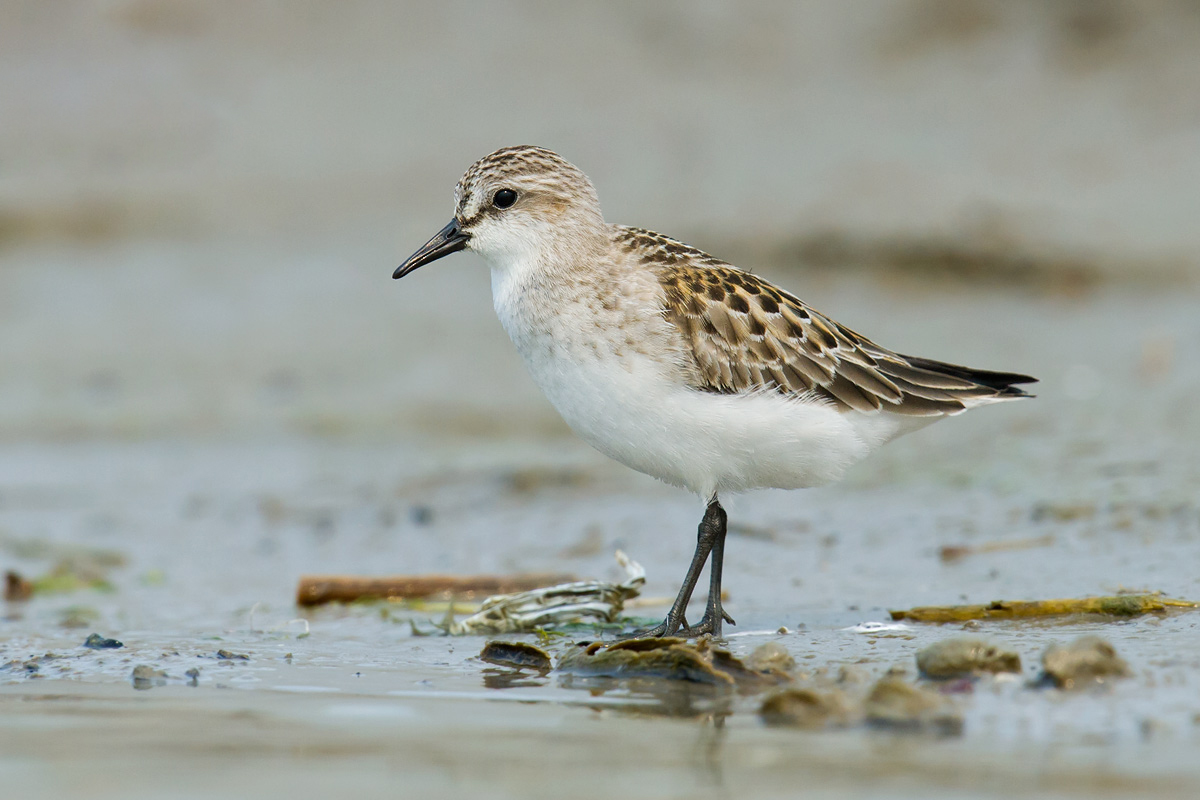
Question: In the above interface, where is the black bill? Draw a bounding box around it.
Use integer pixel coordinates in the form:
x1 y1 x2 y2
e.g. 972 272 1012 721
393 219 469 279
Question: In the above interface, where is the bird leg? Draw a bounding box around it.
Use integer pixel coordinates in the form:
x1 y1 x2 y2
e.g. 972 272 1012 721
627 498 732 639
679 499 735 638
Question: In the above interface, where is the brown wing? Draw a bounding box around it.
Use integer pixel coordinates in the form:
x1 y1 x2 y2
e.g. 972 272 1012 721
657 262 1035 416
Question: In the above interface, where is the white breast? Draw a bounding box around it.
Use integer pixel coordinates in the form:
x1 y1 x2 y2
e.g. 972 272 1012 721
489 263 898 498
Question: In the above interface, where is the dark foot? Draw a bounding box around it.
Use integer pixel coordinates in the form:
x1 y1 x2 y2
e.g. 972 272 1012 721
680 608 736 639
620 612 691 640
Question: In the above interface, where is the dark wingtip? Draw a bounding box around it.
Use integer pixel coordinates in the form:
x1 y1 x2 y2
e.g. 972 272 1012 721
1000 385 1036 399
997 375 1038 399
901 354 1037 394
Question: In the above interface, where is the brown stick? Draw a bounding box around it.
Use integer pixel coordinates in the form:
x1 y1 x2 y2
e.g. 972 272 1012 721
296 572 576 607
5 570 34 602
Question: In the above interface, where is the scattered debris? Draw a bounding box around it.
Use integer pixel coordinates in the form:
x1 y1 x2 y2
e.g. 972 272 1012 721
296 570 576 606
916 637 1021 679
479 641 552 672
557 638 730 686
938 535 1054 563
1 653 62 678
445 551 643 635
0 659 35 676
746 641 796 675
83 633 123 650
31 563 116 594
760 687 854 729
1040 636 1131 689
557 636 791 689
863 677 963 736
890 593 1197 623
5 544 128 597
131 664 168 690
4 570 33 601
709 646 795 688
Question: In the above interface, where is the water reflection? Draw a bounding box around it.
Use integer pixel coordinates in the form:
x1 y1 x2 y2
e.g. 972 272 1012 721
480 667 550 690
557 673 735 721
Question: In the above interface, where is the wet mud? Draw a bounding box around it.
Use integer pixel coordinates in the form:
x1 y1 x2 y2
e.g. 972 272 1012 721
2 393 1197 799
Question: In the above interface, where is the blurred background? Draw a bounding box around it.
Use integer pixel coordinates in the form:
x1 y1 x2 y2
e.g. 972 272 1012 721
3 0 1197 443
4 5 1200 794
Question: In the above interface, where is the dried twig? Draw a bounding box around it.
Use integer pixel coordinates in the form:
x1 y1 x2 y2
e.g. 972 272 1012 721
296 572 575 607
890 593 1197 623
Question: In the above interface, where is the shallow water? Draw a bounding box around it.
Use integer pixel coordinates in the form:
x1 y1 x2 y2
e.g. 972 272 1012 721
2 273 1199 798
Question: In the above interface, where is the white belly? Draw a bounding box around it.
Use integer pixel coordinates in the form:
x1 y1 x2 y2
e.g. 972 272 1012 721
491 268 899 498
538 360 878 498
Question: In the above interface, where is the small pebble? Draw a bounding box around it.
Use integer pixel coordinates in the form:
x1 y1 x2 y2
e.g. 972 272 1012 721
131 664 168 690
479 641 552 672
916 636 1021 679
760 688 852 729
83 633 123 650
1041 635 1131 689
864 677 963 736
747 641 796 674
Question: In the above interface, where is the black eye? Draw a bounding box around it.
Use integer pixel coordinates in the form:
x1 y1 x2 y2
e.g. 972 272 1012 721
492 189 517 209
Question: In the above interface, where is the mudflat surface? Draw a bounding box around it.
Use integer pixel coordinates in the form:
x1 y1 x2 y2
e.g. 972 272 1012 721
2 275 1198 799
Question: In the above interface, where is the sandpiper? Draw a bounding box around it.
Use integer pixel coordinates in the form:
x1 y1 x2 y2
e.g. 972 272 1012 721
395 145 1035 638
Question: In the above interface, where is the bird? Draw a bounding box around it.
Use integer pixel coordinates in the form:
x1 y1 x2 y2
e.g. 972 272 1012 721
394 145 1036 639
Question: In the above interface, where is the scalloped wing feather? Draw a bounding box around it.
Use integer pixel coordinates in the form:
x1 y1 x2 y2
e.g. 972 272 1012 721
650 252 1035 416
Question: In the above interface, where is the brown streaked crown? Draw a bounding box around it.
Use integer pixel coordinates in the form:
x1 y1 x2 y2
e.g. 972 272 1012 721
455 145 600 223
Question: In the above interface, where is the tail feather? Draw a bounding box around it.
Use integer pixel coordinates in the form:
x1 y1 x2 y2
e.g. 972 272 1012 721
900 354 1037 398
